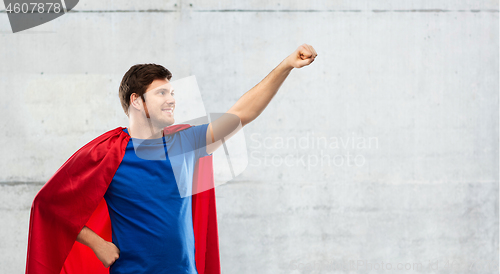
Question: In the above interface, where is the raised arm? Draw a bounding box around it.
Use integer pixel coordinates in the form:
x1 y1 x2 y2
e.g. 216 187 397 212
206 44 318 154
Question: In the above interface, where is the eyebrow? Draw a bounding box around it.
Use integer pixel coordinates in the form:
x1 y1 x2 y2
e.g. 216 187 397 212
156 88 175 93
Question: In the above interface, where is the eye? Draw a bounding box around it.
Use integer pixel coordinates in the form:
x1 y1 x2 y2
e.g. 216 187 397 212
171 92 175 96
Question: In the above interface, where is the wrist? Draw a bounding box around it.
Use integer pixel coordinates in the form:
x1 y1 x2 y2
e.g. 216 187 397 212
90 235 106 252
282 56 295 71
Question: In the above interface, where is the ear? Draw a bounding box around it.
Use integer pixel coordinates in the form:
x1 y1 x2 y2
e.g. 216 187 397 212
129 93 143 112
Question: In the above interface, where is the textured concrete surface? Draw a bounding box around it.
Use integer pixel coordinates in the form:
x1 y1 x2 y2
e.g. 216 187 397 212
0 0 498 273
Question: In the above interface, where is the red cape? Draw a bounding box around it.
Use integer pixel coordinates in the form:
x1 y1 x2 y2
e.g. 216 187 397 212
25 125 221 274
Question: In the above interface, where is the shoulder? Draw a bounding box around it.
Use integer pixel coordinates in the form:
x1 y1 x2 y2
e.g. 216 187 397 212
177 124 209 148
178 124 209 135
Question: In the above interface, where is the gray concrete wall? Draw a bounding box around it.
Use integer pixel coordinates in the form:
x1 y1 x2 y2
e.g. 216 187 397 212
0 0 498 273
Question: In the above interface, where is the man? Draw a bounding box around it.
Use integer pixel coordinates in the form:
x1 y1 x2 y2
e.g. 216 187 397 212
27 44 317 274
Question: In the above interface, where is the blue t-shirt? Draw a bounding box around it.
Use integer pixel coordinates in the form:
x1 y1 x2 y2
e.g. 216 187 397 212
104 124 212 274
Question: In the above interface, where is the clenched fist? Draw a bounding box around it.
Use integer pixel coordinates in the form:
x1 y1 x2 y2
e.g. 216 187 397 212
93 240 120 268
285 44 318 69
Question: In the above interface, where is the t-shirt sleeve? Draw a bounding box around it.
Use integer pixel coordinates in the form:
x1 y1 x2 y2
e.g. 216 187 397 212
184 123 213 159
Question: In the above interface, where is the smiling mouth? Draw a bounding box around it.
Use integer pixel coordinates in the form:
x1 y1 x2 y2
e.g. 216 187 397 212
162 109 174 114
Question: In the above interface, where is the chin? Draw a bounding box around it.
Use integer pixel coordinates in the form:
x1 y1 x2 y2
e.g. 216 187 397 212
153 119 175 129
164 119 175 126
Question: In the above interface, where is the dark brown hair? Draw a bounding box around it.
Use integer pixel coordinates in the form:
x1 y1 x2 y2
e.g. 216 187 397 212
119 63 172 117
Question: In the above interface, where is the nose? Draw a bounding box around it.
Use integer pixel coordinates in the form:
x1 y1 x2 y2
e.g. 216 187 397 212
166 96 175 107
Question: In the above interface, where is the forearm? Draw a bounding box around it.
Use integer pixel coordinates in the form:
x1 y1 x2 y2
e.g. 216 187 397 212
76 225 105 251
227 58 294 126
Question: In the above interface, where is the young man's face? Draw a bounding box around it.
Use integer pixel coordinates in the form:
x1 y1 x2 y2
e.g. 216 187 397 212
142 78 176 127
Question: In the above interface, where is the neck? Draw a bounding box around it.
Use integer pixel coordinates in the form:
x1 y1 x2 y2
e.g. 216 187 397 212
128 121 164 139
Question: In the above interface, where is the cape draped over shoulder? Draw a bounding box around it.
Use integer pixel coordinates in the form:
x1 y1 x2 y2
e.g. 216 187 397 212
25 125 221 274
